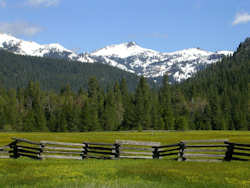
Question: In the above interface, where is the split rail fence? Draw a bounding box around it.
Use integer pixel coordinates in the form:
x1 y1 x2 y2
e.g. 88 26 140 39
0 138 249 162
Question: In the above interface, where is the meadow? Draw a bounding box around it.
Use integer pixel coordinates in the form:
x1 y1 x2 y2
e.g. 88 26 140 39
0 131 250 188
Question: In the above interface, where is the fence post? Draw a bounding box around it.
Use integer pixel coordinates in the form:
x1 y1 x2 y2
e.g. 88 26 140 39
39 143 44 160
114 143 120 159
178 142 185 161
82 143 88 159
153 147 159 159
225 142 234 161
10 140 19 159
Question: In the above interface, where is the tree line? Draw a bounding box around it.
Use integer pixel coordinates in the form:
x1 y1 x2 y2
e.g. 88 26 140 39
0 72 248 132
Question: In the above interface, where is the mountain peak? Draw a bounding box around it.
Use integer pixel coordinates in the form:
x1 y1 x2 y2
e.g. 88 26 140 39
45 43 72 52
126 41 137 47
91 41 158 58
0 33 19 45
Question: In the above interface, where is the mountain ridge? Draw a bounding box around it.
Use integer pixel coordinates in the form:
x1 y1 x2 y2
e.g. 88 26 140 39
0 33 233 82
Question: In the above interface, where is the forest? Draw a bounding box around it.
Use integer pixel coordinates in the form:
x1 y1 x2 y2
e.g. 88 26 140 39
0 38 249 132
0 50 142 92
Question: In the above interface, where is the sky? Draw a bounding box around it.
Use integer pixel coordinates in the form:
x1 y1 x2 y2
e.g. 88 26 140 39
0 0 250 53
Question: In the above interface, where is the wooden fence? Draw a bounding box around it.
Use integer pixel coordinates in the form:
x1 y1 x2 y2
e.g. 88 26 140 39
152 143 180 160
178 139 228 162
0 144 12 159
224 141 250 161
40 140 84 160
0 138 249 162
82 142 118 159
116 140 160 159
9 138 42 159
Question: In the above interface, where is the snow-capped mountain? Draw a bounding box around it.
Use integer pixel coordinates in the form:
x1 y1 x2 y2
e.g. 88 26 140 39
83 42 233 82
91 41 159 58
0 33 233 82
0 33 78 60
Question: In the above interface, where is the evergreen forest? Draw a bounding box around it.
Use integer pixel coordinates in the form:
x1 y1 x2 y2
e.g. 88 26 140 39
0 50 142 92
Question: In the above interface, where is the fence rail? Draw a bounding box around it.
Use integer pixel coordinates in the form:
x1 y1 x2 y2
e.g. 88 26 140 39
178 139 229 162
0 138 249 162
152 143 180 160
0 145 11 159
115 140 160 159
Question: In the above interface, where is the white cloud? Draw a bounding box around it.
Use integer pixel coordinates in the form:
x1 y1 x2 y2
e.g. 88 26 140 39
0 0 6 8
26 0 60 7
232 12 250 25
0 22 42 37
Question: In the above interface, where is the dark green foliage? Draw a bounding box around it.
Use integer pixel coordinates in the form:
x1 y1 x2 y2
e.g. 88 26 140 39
134 77 152 130
0 50 141 92
179 38 250 131
175 116 188 130
159 75 175 130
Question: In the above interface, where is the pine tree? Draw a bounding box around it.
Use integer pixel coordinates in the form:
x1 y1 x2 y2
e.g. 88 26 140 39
113 82 124 128
120 78 133 130
151 93 164 130
102 87 117 130
4 89 18 130
209 95 224 130
134 77 152 130
81 99 101 131
159 75 174 130
23 110 36 132
0 95 6 129
175 116 188 130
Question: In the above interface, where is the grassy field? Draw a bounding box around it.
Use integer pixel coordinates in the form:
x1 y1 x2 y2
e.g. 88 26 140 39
0 131 250 188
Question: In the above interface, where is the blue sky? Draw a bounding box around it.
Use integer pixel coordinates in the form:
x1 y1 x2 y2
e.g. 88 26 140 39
0 0 250 53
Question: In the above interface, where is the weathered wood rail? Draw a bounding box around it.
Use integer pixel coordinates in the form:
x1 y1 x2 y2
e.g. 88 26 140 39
83 142 118 159
0 145 12 159
0 138 249 162
178 139 228 162
40 140 84 160
152 143 180 160
10 138 42 159
116 140 160 159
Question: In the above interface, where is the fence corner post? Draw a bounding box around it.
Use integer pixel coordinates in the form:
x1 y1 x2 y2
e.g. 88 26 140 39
82 143 88 160
153 147 159 159
178 142 185 161
10 140 19 159
224 142 234 161
39 143 44 160
114 143 120 159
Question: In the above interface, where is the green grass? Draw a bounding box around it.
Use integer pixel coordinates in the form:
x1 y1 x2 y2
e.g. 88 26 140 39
0 131 250 188
1 130 250 145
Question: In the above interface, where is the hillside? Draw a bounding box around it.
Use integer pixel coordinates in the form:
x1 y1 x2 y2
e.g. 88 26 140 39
0 50 141 92
178 38 250 130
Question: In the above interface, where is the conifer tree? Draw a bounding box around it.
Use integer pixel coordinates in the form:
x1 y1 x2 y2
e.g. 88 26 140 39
103 87 117 130
120 78 133 130
159 75 174 130
85 77 102 131
113 82 124 128
4 89 18 130
134 76 152 130
151 92 164 130
81 100 101 131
